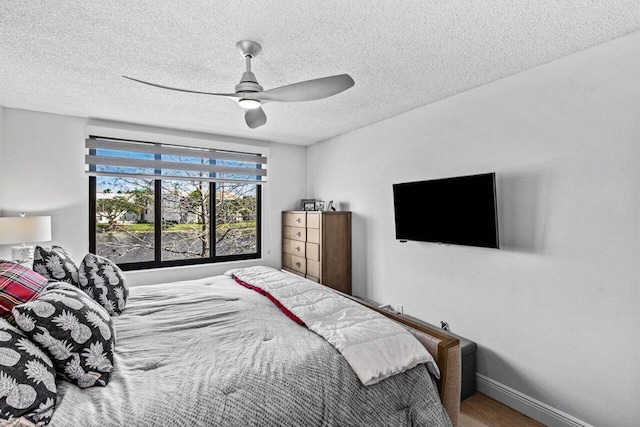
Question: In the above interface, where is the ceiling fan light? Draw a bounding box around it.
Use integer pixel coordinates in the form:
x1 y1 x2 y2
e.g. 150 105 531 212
238 98 261 109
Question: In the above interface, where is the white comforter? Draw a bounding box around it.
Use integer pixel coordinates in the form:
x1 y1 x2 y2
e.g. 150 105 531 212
226 266 439 386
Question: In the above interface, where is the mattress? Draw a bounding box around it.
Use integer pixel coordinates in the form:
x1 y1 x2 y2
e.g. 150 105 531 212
48 274 452 426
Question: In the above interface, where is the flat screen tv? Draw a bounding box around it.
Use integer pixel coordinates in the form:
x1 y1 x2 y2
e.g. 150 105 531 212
393 172 499 248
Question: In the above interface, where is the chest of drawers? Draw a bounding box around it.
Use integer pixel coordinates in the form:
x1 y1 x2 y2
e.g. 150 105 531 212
282 210 351 294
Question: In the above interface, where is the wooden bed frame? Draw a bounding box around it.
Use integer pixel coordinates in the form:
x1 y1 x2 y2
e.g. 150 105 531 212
346 296 462 426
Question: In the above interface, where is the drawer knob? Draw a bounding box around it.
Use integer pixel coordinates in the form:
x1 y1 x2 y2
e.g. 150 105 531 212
295 246 301 252
296 218 301 223
295 262 301 267
296 232 301 237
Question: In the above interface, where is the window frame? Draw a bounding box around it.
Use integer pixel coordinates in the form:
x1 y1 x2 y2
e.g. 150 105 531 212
88 170 262 272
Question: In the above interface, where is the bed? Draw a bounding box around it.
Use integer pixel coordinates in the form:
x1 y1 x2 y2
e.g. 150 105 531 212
1 262 461 426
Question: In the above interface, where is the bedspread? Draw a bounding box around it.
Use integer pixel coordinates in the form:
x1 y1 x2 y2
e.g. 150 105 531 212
48 274 451 426
227 266 439 386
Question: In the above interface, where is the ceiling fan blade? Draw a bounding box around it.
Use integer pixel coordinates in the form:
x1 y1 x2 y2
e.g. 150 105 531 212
245 107 267 129
252 74 354 102
123 76 240 99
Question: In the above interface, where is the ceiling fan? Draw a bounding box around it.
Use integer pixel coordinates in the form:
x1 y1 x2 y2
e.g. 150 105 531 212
123 40 355 129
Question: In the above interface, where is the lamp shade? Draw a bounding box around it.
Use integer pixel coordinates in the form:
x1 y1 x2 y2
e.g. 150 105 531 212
0 216 52 245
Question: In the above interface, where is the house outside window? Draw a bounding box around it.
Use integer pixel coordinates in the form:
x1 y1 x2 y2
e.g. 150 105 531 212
87 135 266 270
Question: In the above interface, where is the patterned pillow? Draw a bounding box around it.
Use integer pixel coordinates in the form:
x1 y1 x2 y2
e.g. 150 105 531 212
0 319 56 425
32 246 79 287
78 253 129 316
0 261 48 324
12 282 115 389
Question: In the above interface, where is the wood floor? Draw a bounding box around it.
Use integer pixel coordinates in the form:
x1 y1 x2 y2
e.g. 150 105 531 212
459 392 545 427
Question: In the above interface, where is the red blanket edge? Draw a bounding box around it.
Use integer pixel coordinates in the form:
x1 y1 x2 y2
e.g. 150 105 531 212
232 275 305 326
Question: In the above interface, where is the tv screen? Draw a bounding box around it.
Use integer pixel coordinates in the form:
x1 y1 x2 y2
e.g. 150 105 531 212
393 172 499 248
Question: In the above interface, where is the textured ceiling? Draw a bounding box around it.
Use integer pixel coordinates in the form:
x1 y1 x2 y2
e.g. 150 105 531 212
1 1 640 146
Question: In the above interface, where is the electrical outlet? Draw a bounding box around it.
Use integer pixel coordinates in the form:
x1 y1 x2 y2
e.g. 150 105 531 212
440 321 449 331
393 304 404 315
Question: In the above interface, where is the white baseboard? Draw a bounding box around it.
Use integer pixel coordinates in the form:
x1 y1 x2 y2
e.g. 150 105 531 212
475 373 593 427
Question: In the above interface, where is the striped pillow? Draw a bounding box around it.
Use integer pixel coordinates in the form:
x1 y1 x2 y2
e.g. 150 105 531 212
0 261 48 322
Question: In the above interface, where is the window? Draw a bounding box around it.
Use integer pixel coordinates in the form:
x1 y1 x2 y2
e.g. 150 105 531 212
87 136 266 270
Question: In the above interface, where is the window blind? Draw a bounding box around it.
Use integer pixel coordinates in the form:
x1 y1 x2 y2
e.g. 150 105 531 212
85 136 267 184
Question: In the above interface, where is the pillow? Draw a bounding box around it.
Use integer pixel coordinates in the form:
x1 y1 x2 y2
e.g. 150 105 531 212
78 253 129 316
12 282 115 389
0 261 48 324
0 318 56 425
32 246 79 287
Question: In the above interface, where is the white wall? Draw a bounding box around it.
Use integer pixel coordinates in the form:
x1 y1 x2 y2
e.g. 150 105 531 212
0 109 307 284
0 106 4 214
0 109 87 260
308 32 640 426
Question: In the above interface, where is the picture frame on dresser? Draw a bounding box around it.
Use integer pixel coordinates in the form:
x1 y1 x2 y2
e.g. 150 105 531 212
300 198 316 210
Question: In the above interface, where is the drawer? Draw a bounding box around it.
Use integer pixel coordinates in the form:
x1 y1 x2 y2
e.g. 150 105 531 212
283 253 306 274
305 275 319 283
283 212 306 227
283 238 306 257
306 212 320 229
306 259 320 278
283 226 306 242
306 242 319 261
307 228 320 244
